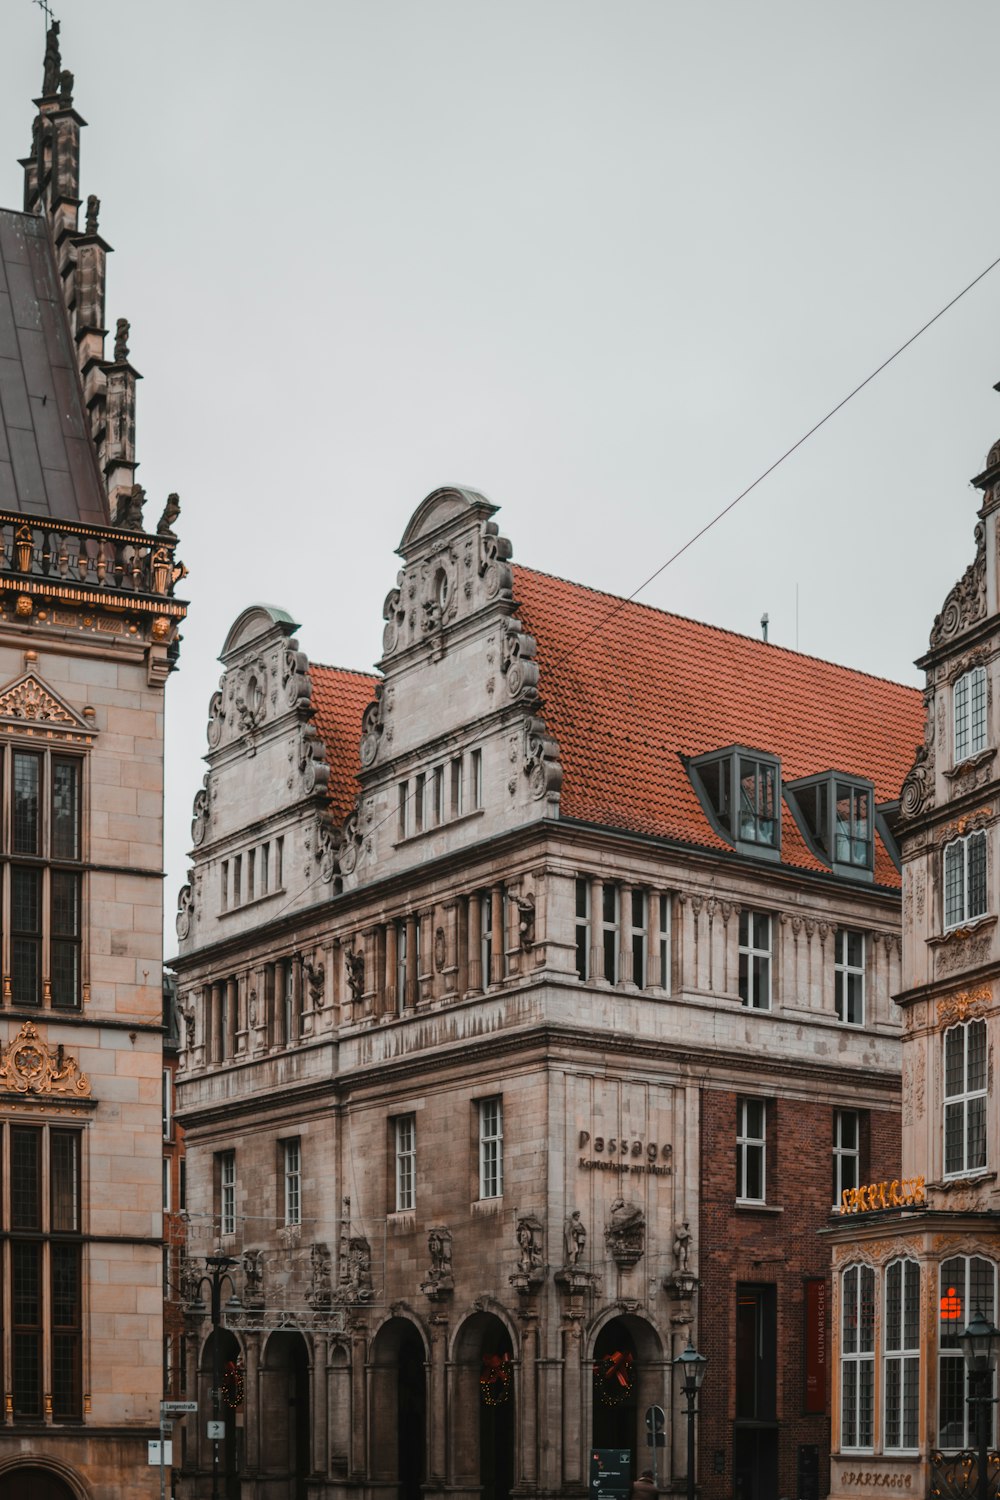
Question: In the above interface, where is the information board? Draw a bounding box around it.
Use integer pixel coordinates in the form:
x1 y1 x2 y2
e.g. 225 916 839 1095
590 1449 632 1499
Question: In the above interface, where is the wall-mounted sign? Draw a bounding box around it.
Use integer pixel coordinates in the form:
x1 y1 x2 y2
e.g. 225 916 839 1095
804 1280 826 1414
839 1178 925 1214
578 1131 672 1177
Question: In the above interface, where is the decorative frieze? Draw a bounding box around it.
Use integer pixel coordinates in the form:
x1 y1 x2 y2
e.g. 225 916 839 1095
0 1022 90 1097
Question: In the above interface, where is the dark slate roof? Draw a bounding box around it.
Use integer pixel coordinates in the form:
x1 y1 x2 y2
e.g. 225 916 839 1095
0 209 108 525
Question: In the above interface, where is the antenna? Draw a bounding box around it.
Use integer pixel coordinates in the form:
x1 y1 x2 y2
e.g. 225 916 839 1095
760 612 769 644
33 0 56 26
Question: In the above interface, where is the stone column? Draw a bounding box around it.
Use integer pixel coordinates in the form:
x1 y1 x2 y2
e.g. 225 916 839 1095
243 1331 260 1475
385 922 398 1016
650 894 663 988
418 909 434 1005
405 915 418 1010
468 896 483 993
518 1312 538 1489
491 886 505 985
211 981 223 1063
349 1323 367 1478
562 1314 583 1487
225 977 237 1058
443 900 459 997
428 1314 448 1481
619 885 634 983
590 877 603 981
274 962 287 1048
312 1332 329 1476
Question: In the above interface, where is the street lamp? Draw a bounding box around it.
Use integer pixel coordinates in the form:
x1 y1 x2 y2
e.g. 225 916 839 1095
677 1337 707 1500
961 1308 999 1500
189 1254 240 1500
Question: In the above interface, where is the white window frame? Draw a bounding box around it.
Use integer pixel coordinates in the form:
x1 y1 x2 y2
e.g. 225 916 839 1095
736 1098 766 1204
883 1258 920 1452
575 878 590 981
738 910 771 1010
628 889 647 987
833 1108 860 1209
283 1138 301 1227
955 666 987 765
600 883 619 983
472 749 483 809
220 1151 236 1236
394 1115 415 1212
162 1156 171 1214
938 1255 998 1448
162 1067 172 1140
658 893 671 992
943 1019 988 1178
478 1096 503 1199
943 831 988 931
841 1263 876 1452
835 930 866 1026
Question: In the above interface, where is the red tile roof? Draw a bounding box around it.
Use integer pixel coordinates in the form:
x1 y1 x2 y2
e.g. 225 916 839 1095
511 565 924 888
307 567 924 890
309 663 378 827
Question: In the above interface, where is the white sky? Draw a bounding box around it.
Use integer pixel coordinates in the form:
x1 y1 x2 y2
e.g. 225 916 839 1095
4 1 1000 940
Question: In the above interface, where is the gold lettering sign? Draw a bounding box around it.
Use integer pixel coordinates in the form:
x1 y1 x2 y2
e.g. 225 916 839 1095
839 1178 925 1214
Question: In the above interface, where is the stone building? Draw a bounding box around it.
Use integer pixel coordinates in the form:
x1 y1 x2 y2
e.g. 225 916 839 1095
0 24 187 1500
826 416 1000 1499
173 486 921 1500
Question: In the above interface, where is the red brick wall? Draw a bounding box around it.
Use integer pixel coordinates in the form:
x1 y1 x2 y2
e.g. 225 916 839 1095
698 1088 899 1500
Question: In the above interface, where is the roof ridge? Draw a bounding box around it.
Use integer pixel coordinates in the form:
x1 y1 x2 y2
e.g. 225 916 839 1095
512 563 920 695
309 661 380 680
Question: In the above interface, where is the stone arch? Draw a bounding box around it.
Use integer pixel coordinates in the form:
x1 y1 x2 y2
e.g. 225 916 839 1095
451 1308 517 1500
328 1339 352 1476
369 1312 429 1500
0 1459 88 1500
198 1326 244 1500
397 486 496 555
260 1328 312 1500
587 1310 667 1474
220 603 299 658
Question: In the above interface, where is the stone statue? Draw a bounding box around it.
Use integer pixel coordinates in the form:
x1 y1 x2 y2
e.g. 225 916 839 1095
516 1215 544 1273
241 1249 265 1306
422 1226 454 1298
180 1257 202 1306
113 317 130 364
307 1242 332 1308
181 1001 195 1051
304 958 325 1007
345 947 364 1003
605 1198 646 1269
157 493 181 535
673 1220 692 1272
114 485 145 531
85 194 100 236
564 1210 586 1267
42 21 61 97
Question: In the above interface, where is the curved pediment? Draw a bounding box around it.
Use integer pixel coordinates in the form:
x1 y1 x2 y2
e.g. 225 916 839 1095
221 604 301 660
397 487 496 556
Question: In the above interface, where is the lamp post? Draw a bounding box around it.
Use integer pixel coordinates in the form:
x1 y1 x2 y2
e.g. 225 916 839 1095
960 1308 1000 1500
190 1254 240 1500
677 1337 707 1500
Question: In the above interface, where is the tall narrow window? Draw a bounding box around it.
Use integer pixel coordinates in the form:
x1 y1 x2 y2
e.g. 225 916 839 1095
944 831 988 930
739 911 771 1009
939 1256 997 1447
658 893 670 991
601 884 619 983
162 1068 173 1139
834 783 872 868
283 1138 301 1227
414 774 425 833
4 750 83 1010
221 861 229 911
575 879 590 980
630 890 647 987
884 1259 920 1451
832 1109 860 1207
955 666 987 764
162 1157 171 1213
739 757 778 846
451 757 463 818
232 854 242 908
480 894 492 986
260 842 270 894
472 750 483 809
247 848 255 902
835 930 865 1025
433 766 445 825
275 836 284 889
841 1264 876 1450
944 1019 987 1177
219 1151 236 1236
398 781 409 839
394 1116 415 1212
736 1098 766 1203
478 1097 503 1199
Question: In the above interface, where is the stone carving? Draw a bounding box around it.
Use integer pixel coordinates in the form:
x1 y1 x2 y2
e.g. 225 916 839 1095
156 493 181 535
315 819 338 884
175 881 194 941
523 717 563 801
234 660 266 741
359 686 385 768
0 1022 90 1097
382 580 406 655
421 551 459 635
937 929 993 975
500 618 540 699
673 1220 692 1272
421 1227 454 1300
434 927 446 972
564 1211 586 1268
180 1258 203 1306
181 999 196 1050
345 947 365 1003
337 808 364 878
510 892 536 950
605 1198 645 1269
0 675 77 726
241 1249 265 1308
899 687 936 823
479 520 514 599
937 986 992 1027
42 20 61 96
190 775 211 847
935 805 994 845
304 958 325 1007
510 1215 546 1294
334 1239 374 1304
279 645 311 709
930 522 987 648
206 685 225 748
307 1243 333 1309
113 318 131 365
291 722 330 796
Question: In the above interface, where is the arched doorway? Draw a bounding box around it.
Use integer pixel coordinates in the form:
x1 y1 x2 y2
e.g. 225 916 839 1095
0 1469 79 1500
369 1314 427 1500
261 1330 311 1500
453 1311 516 1500
202 1327 244 1500
591 1315 665 1485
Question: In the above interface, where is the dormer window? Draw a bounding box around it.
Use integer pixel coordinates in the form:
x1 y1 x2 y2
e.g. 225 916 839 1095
785 773 874 878
688 747 780 858
954 666 987 764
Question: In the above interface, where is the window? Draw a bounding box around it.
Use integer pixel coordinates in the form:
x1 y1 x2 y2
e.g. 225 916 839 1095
275 836 284 888
739 910 771 1009
575 879 590 980
232 854 242 908
883 1259 919 1451
944 832 987 929
629 890 647 986
162 1067 173 1139
162 1157 171 1213
478 1097 503 1199
179 1157 187 1212
689 747 780 854
247 848 255 902
398 782 409 839
219 1151 236 1237
1 750 84 1009
220 861 228 911
433 766 445 825
394 1116 415 1212
841 1264 875 1450
601 884 619 982
283 1139 301 1227
835 930 865 1025
10 1125 82 1419
480 893 493 985
736 1098 766 1203
939 1256 997 1447
833 1109 861 1207
260 842 269 894
658 893 670 991
944 1019 987 1177
785 773 874 875
414 774 425 832
451 757 463 818
471 749 483 809
955 666 987 764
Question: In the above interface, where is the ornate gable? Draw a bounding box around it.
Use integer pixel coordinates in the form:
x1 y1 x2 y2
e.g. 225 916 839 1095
0 671 92 743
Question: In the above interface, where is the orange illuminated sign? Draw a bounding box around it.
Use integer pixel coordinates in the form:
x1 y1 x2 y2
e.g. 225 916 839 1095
839 1178 925 1214
940 1287 962 1321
